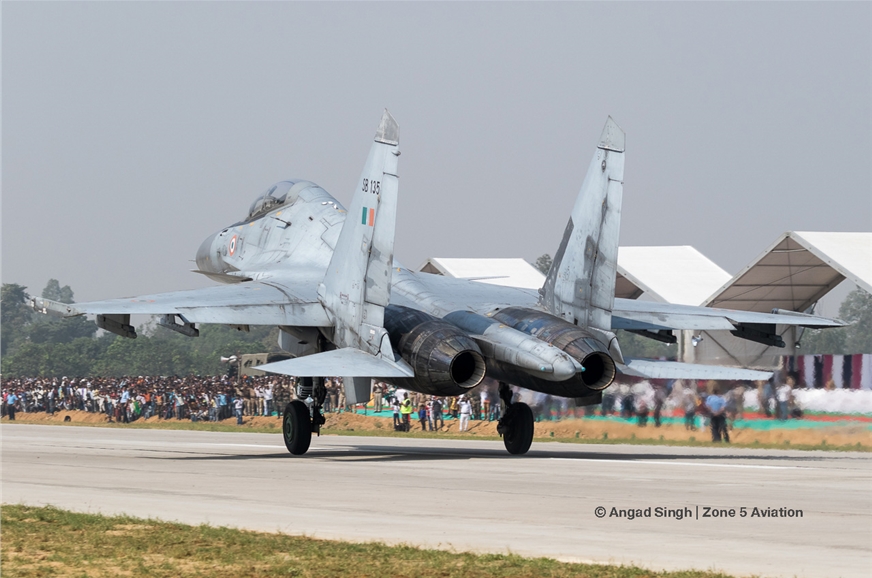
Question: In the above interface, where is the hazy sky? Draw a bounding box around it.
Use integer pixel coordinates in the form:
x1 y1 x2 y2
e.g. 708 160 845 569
3 2 870 313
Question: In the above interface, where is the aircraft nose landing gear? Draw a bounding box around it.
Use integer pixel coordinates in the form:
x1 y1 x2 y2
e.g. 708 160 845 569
496 382 534 455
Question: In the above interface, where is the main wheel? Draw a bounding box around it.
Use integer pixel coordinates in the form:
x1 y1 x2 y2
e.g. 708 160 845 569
503 402 534 455
283 400 312 456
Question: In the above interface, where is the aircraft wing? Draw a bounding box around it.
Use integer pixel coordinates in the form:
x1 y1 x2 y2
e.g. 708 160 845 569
611 299 843 330
29 272 331 327
620 359 773 381
399 273 842 330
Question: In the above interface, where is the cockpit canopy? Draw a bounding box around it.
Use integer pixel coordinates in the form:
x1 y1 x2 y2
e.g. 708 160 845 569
247 180 310 220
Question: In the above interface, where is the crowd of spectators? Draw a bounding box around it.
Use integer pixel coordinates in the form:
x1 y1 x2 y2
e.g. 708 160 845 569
1 374 803 445
0 375 297 424
597 377 804 443
0 374 506 432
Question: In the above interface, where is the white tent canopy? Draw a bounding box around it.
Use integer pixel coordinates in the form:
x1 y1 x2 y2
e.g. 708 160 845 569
418 233 871 315
417 258 545 290
704 232 872 314
615 246 731 305
419 249 732 302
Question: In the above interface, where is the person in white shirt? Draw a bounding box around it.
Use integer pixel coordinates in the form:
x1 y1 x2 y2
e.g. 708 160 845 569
391 396 401 429
263 383 274 416
776 377 794 420
458 396 472 432
234 395 245 425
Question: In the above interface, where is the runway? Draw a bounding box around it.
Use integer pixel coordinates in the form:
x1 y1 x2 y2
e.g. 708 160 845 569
2 425 869 577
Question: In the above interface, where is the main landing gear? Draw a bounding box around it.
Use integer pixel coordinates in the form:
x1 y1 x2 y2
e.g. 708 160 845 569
496 382 534 455
282 376 326 456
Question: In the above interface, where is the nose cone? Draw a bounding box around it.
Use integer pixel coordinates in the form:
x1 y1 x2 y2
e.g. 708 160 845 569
195 232 219 273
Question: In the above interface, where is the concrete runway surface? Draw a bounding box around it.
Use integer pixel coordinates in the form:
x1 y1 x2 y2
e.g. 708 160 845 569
2 424 869 577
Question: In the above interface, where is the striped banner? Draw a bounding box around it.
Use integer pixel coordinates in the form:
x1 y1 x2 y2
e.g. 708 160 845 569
782 354 872 389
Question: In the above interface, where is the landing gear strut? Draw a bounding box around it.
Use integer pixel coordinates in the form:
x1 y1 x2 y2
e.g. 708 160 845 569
282 376 327 456
496 382 534 455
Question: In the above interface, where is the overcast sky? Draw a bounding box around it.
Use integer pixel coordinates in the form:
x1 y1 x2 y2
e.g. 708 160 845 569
3 2 870 315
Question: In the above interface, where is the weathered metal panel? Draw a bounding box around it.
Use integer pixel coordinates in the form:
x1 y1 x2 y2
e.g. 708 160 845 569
177 302 330 326
321 109 399 354
540 117 624 331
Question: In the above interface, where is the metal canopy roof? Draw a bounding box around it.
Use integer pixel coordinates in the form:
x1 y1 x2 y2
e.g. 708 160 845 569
615 246 732 305
704 232 872 313
417 258 546 289
419 247 732 304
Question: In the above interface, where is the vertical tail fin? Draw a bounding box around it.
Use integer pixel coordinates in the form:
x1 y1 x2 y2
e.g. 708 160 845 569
540 116 625 332
320 109 400 358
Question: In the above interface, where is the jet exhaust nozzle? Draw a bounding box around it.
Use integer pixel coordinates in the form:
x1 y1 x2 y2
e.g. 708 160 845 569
384 306 486 395
577 352 614 391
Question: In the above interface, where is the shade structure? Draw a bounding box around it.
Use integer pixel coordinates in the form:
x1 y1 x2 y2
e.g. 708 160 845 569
704 232 872 313
615 246 731 305
417 258 546 290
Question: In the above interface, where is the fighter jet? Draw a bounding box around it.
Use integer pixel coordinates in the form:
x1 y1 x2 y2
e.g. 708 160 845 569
31 111 843 455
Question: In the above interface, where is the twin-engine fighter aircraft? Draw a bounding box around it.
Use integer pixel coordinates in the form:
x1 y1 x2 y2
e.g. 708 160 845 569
32 111 842 455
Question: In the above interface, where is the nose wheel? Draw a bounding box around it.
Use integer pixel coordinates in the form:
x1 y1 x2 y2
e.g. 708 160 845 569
496 382 534 455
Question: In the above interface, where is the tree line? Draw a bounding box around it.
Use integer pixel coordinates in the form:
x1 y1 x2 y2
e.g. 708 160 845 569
1 280 279 377
2 270 870 378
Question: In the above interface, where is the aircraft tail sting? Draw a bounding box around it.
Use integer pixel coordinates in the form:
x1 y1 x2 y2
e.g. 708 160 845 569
539 116 625 336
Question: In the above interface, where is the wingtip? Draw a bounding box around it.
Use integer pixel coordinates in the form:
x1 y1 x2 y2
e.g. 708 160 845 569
375 108 399 145
598 116 625 153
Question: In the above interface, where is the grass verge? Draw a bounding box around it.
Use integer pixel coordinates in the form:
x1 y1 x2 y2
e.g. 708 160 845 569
1 504 733 578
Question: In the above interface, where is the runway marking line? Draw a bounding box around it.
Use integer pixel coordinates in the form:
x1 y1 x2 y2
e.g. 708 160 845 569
547 457 809 470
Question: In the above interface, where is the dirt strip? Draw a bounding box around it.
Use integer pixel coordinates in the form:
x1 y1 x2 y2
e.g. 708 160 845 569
6 409 870 448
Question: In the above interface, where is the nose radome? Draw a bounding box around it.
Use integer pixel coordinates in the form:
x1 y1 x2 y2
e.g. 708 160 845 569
195 232 219 273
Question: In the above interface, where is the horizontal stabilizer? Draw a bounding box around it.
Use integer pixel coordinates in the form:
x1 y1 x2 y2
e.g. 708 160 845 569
619 359 772 381
29 297 81 318
257 348 414 378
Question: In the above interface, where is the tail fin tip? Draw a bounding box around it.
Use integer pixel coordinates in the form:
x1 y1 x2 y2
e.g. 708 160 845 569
375 109 399 145
598 116 625 153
